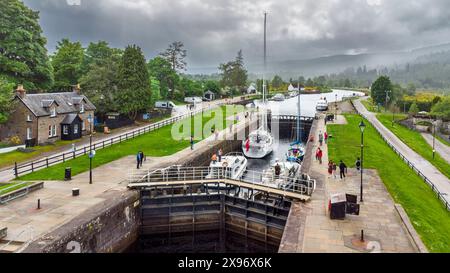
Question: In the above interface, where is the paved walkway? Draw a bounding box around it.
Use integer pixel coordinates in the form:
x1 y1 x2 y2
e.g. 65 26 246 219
354 97 450 205
0 96 251 183
298 113 416 253
421 133 450 164
0 111 252 252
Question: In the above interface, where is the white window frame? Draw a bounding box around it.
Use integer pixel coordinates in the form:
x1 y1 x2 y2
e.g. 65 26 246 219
26 128 32 140
74 124 79 134
80 104 85 113
49 125 57 137
27 114 32 122
63 125 69 135
50 107 56 117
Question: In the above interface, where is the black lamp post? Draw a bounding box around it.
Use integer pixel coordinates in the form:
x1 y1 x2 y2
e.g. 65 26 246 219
432 121 436 160
88 114 93 184
359 120 366 202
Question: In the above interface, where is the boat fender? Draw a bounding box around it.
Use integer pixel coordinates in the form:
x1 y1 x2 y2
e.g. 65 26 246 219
222 161 228 167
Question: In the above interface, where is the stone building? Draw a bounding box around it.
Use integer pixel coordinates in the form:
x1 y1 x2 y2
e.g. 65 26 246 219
0 85 96 146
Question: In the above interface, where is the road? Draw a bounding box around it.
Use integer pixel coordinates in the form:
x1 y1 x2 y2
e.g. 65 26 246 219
421 133 450 164
0 96 250 183
354 97 450 206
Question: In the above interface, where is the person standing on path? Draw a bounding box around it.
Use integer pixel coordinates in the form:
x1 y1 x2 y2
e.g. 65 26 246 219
136 152 142 169
332 162 337 179
316 148 323 164
190 135 194 150
139 151 145 168
339 160 347 180
324 131 328 144
355 157 361 171
327 160 333 177
319 132 323 146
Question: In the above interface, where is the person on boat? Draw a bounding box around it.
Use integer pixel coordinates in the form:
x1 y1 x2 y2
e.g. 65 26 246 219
256 134 261 143
355 157 361 171
274 163 281 178
211 153 217 164
245 138 250 152
339 160 347 180
218 149 223 162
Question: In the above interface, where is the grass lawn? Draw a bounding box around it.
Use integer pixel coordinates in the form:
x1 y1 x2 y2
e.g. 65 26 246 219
360 97 386 112
0 182 32 195
16 106 239 181
0 139 82 170
377 114 450 179
436 134 450 147
327 114 450 252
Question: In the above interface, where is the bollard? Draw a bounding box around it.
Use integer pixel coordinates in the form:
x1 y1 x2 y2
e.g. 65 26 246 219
360 229 364 242
37 199 40 209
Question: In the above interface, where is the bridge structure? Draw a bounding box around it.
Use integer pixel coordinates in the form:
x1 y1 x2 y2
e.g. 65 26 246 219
127 166 315 202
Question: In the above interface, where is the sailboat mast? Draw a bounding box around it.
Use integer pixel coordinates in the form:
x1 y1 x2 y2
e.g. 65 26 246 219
263 11 267 104
297 77 301 143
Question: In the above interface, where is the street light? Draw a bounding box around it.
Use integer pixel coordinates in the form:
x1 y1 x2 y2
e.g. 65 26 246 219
432 121 436 160
359 120 366 202
87 114 94 184
335 94 338 119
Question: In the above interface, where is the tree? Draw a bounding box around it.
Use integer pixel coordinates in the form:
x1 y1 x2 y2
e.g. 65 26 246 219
116 45 151 120
306 78 314 87
219 50 248 91
147 56 178 99
51 39 84 91
271 75 284 89
431 97 450 119
203 80 220 94
0 0 53 90
408 102 419 116
79 50 122 117
81 41 121 74
160 41 187 72
0 77 15 123
371 76 393 105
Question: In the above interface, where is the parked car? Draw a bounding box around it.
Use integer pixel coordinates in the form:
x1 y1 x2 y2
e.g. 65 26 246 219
155 101 176 109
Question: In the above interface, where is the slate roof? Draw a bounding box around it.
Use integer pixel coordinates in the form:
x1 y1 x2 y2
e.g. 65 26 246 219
16 92 96 117
61 113 82 124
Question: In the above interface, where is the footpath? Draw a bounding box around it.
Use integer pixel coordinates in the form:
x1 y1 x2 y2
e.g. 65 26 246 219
354 97 450 206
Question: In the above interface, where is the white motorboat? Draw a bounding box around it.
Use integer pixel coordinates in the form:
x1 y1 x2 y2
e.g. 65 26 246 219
242 129 274 158
206 152 248 180
316 98 328 111
272 93 285 101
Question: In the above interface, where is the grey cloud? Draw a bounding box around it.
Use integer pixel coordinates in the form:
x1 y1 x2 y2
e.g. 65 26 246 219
24 0 450 73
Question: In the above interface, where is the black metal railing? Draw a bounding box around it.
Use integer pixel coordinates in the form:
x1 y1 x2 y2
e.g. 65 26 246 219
350 99 449 210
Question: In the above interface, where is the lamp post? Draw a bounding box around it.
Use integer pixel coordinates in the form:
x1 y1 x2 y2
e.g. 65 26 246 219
384 90 391 112
359 120 366 202
87 114 93 184
335 94 338 119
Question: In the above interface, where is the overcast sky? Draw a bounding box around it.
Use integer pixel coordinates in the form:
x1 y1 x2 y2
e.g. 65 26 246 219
24 0 450 73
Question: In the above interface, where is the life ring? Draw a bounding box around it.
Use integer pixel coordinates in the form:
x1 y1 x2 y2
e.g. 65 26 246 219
222 161 229 167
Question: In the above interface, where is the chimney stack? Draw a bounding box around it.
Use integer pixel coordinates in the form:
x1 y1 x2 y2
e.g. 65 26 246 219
16 85 26 99
73 84 81 94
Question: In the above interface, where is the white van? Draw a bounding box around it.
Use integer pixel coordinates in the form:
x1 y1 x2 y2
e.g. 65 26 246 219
184 97 203 104
155 101 176 109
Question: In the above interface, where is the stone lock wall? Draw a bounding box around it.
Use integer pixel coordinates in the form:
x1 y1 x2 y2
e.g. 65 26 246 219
22 190 140 253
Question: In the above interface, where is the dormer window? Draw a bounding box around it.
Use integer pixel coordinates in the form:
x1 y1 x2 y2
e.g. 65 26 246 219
50 107 56 117
80 104 85 113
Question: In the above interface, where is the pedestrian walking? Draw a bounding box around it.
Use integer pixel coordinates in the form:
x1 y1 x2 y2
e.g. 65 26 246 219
324 131 328 144
355 157 361 171
136 152 141 169
190 135 194 150
214 129 219 140
332 162 337 179
218 148 223 162
339 160 347 179
139 151 145 167
328 160 333 177
318 132 323 146
316 148 323 164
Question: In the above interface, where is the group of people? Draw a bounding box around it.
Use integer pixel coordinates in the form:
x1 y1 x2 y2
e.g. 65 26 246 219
318 130 328 146
136 151 146 169
327 160 348 179
211 148 223 164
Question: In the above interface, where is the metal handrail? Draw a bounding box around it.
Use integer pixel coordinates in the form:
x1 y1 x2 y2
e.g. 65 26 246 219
128 166 316 197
